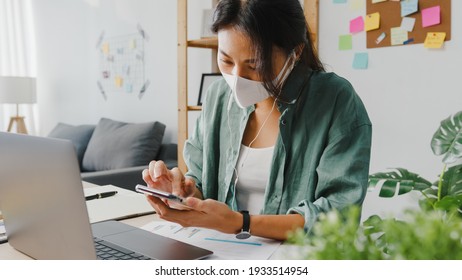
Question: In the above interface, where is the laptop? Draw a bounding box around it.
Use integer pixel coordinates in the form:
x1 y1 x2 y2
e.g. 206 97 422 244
0 132 213 260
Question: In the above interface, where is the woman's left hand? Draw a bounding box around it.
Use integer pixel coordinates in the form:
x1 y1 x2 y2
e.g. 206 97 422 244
147 196 242 234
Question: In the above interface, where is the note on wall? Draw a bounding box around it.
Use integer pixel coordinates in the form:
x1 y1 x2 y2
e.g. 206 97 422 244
390 27 408 45
350 0 365 11
424 32 446 49
400 17 416 32
353 53 368 69
102 43 110 55
422 6 441 28
333 0 347 3
339 34 353 50
365 12 380 32
350 16 364 34
400 0 418 17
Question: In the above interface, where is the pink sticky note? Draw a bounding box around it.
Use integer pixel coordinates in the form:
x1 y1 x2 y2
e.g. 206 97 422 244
350 16 364 34
422 6 441 28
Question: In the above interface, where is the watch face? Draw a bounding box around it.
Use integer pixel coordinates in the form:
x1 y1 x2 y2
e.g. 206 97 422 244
236 231 251 240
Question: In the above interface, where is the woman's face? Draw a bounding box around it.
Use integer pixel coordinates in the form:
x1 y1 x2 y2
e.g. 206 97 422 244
217 26 288 82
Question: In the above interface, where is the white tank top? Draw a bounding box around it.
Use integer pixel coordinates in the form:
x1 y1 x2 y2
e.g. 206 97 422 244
234 144 274 214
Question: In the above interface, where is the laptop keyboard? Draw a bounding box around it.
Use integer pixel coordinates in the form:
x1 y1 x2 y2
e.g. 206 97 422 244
93 237 152 260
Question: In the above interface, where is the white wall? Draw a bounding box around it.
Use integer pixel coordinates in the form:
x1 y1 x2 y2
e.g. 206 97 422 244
318 1 462 219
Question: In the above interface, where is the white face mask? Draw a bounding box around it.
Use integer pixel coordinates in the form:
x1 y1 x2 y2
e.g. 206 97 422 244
222 73 270 108
222 49 297 109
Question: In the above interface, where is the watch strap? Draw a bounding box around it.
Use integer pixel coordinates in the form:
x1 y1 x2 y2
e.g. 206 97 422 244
241 210 250 232
236 210 251 239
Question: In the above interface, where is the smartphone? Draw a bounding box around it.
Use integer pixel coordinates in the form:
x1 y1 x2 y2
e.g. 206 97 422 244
135 184 192 210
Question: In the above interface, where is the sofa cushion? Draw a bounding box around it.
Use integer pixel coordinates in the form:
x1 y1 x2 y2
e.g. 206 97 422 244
48 123 96 170
82 118 165 172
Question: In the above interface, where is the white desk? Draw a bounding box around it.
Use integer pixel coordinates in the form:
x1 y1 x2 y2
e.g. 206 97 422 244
0 182 301 260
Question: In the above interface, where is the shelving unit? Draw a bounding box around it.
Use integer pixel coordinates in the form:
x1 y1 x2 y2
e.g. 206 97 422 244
177 0 319 173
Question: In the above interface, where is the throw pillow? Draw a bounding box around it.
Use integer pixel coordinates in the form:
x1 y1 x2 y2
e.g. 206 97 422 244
47 123 96 170
82 118 165 172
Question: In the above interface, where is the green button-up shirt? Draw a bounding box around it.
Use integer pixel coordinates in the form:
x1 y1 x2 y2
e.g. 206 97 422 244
184 63 372 232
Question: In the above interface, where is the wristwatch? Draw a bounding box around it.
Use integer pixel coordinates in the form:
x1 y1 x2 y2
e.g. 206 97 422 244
236 210 251 239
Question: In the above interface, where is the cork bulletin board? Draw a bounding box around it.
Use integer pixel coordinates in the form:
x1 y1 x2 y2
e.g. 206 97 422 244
366 0 451 49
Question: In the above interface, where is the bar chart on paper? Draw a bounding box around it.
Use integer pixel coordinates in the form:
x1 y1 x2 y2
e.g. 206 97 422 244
142 221 281 260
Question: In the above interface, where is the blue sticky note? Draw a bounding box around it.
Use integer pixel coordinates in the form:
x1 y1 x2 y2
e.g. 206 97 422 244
333 0 347 3
401 0 418 17
353 53 368 69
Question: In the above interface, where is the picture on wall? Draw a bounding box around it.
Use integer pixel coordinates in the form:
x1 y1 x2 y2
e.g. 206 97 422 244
197 73 222 106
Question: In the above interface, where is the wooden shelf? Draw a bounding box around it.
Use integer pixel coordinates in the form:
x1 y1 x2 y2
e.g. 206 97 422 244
187 38 218 49
187 106 202 111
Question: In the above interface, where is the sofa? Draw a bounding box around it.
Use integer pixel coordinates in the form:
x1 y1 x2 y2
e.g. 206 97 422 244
48 118 177 191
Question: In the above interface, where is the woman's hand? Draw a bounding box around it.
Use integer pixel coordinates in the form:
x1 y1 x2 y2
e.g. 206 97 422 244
146 195 242 234
142 160 198 198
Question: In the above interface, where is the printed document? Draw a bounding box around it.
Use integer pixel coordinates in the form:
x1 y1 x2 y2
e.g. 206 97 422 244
142 220 281 259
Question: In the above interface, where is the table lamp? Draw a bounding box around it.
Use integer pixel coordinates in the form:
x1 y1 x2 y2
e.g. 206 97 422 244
0 76 36 134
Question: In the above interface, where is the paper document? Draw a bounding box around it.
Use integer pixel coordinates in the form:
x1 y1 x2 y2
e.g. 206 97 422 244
142 220 281 260
85 185 154 223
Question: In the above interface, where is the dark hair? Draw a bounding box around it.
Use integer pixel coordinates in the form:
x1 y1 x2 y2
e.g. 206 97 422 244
212 0 324 96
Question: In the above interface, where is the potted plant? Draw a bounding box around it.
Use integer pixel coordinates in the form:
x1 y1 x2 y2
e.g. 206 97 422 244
288 111 462 259
368 110 462 212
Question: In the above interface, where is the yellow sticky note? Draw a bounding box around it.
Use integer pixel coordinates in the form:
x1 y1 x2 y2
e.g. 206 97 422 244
350 0 364 11
390 27 408 45
102 43 110 54
129 39 136 49
365 13 380 32
115 76 123 88
424 32 446 49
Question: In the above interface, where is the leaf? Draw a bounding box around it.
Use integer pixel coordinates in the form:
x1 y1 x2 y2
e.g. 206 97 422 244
434 194 462 211
431 111 462 164
444 164 462 196
368 168 432 198
362 215 384 235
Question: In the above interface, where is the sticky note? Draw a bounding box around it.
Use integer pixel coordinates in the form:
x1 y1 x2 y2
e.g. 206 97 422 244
333 0 347 3
422 6 441 28
401 0 418 17
349 0 364 11
372 0 387 3
390 27 408 45
125 83 133 93
424 32 446 48
115 76 123 88
353 53 368 70
339 35 352 50
102 43 109 54
129 39 136 49
365 13 380 32
350 16 364 34
400 17 416 32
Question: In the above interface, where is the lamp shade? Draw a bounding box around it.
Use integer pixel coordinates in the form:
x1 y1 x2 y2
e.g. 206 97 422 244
0 76 37 104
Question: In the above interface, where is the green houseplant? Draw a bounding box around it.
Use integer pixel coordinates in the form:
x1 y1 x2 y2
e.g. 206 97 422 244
368 110 462 212
288 111 462 259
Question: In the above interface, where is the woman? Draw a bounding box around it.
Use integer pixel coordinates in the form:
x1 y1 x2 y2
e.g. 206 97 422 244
143 0 372 241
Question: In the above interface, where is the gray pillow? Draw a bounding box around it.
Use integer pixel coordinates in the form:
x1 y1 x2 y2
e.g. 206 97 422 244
48 123 96 170
82 118 165 172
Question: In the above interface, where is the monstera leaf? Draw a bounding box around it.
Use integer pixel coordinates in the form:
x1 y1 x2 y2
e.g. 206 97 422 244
418 165 462 210
431 110 462 164
368 168 432 198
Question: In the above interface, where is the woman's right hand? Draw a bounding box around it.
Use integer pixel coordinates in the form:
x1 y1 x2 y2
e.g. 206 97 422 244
142 160 198 199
